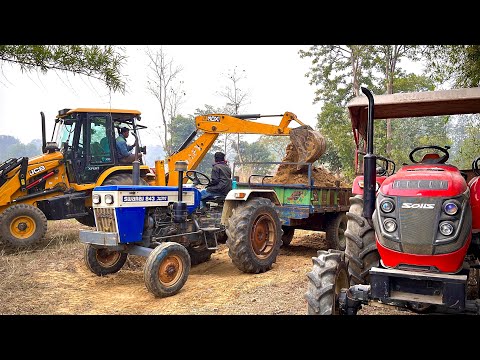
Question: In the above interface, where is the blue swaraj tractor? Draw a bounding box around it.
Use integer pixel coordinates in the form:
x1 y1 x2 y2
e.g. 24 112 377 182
79 161 226 297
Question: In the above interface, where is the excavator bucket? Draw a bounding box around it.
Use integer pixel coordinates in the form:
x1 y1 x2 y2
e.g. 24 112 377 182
289 125 326 170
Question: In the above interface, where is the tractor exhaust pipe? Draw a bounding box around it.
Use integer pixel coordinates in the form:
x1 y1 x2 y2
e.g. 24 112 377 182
173 161 188 223
361 87 376 220
41 111 46 154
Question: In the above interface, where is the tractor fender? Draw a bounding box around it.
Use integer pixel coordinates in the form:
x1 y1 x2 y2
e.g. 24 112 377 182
221 189 281 225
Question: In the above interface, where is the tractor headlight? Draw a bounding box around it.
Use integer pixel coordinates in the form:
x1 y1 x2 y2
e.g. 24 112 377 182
92 194 101 204
105 194 114 205
383 218 397 233
380 199 395 213
443 201 459 216
439 221 454 236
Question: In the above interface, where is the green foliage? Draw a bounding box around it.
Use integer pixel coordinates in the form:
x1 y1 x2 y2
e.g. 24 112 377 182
0 136 42 162
450 114 480 169
170 114 196 152
316 103 356 180
233 140 276 179
0 45 126 92
423 45 480 88
257 135 290 162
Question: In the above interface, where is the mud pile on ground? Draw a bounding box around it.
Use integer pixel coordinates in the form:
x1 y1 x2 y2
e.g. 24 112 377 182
269 141 349 187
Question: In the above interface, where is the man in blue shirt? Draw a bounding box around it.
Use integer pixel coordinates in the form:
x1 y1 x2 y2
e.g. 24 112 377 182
115 127 137 164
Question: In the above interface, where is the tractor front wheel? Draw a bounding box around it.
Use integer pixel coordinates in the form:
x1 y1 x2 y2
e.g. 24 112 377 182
144 242 191 297
305 249 350 315
84 244 128 276
345 195 380 285
0 204 47 249
226 197 282 273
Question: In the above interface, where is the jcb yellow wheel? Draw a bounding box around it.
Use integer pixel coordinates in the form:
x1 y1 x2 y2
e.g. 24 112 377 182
0 204 47 249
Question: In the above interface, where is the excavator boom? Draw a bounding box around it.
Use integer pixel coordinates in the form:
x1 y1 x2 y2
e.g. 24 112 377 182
157 112 325 186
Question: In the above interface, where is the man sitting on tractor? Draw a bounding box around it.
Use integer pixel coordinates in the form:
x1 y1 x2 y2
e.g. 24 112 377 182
200 151 232 208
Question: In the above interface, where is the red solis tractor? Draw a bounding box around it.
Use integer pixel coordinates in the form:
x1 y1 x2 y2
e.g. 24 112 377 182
305 86 480 315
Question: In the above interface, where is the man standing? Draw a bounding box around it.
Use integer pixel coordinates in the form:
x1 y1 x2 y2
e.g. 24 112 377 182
200 151 232 208
115 127 137 164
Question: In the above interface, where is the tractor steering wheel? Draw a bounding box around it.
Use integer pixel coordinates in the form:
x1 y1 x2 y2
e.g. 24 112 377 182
185 170 211 186
409 145 450 164
473 156 480 176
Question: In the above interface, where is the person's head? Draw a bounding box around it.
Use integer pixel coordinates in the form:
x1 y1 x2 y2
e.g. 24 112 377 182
120 127 130 138
214 151 226 162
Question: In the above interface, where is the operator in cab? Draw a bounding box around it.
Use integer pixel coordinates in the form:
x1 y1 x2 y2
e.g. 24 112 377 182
116 127 137 164
200 151 232 208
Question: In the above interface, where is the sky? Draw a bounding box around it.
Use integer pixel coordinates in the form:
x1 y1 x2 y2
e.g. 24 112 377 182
0 45 320 146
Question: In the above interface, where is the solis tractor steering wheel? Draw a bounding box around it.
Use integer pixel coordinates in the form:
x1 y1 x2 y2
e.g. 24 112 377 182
185 170 211 186
473 156 480 176
409 145 450 164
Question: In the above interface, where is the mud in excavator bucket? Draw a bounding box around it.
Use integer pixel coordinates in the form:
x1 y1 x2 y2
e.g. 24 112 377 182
289 125 326 170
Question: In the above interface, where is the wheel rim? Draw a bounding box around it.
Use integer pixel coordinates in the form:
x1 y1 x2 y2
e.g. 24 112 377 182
158 254 183 286
10 215 36 239
95 249 122 267
337 217 347 251
250 214 276 259
333 267 349 315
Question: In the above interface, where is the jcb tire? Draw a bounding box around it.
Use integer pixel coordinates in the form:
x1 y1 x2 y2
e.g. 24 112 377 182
305 249 350 315
76 207 96 227
226 197 282 273
103 173 148 186
344 195 379 285
0 204 47 249
84 244 128 276
187 244 215 265
281 226 295 247
326 212 348 251
144 242 191 298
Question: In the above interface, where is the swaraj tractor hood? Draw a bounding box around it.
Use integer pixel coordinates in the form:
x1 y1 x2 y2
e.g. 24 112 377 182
379 164 468 198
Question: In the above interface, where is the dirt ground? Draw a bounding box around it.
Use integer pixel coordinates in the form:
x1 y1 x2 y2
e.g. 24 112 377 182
0 219 410 315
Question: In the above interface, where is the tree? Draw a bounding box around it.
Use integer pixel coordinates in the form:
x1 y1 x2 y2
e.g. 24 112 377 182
372 46 420 154
299 46 378 179
300 45 428 179
422 45 480 88
0 45 126 92
146 46 185 155
233 140 276 181
257 135 291 162
170 114 196 152
216 66 250 161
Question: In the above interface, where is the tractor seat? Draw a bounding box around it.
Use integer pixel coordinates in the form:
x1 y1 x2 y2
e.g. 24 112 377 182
421 153 440 164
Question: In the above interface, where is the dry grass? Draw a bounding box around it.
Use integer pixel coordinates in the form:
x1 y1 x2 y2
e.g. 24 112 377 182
0 222 408 315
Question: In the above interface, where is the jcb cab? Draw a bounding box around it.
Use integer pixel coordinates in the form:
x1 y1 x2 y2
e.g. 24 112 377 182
0 108 151 249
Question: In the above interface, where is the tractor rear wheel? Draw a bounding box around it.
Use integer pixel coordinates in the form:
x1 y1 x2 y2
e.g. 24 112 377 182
84 244 128 276
305 249 350 315
0 204 47 249
187 243 215 265
103 173 148 186
144 242 191 297
344 195 379 285
226 197 282 273
326 212 347 251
